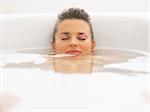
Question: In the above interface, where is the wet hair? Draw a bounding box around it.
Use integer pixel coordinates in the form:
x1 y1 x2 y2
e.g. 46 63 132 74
52 8 94 42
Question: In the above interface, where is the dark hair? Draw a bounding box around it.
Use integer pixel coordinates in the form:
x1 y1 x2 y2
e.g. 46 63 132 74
52 8 94 42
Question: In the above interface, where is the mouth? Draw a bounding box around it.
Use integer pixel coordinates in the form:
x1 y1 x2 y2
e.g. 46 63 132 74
65 50 81 55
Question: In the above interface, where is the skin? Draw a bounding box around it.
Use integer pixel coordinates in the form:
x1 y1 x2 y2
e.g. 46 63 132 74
51 19 95 55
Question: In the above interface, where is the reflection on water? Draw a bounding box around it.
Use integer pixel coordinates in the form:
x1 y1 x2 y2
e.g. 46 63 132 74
1 48 148 75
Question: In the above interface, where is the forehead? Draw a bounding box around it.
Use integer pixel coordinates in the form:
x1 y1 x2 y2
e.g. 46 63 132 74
56 19 91 33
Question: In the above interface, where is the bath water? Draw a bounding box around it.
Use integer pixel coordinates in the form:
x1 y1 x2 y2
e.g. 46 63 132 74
0 48 149 112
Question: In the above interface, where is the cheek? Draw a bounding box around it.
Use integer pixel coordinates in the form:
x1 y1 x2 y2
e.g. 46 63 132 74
80 41 92 51
55 41 69 52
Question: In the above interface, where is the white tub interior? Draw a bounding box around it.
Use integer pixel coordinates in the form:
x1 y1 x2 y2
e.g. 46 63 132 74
0 12 149 51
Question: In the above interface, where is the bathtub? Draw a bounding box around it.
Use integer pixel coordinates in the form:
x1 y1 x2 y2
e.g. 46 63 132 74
0 13 149 112
0 12 149 51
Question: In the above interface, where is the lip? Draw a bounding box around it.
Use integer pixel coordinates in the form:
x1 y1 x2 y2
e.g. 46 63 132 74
65 50 81 55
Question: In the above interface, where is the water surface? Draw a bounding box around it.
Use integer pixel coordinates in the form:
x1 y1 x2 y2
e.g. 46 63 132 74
1 48 148 75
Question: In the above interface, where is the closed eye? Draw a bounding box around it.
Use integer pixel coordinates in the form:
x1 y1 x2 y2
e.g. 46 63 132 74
79 38 86 40
78 33 87 40
78 36 86 40
61 38 69 40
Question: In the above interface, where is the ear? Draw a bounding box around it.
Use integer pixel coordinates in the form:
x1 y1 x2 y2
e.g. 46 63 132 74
51 42 55 52
92 41 96 50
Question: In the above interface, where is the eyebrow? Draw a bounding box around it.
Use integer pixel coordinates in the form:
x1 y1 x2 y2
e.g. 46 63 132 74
60 32 86 34
78 32 85 35
78 33 87 38
60 32 70 35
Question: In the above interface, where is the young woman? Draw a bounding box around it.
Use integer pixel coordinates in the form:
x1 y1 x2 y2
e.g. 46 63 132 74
51 8 95 55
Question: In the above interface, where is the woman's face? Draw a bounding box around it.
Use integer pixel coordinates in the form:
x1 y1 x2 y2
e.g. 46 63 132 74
51 19 95 55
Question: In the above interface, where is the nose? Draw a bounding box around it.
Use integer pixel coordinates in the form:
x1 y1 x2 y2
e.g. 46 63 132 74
69 37 78 48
